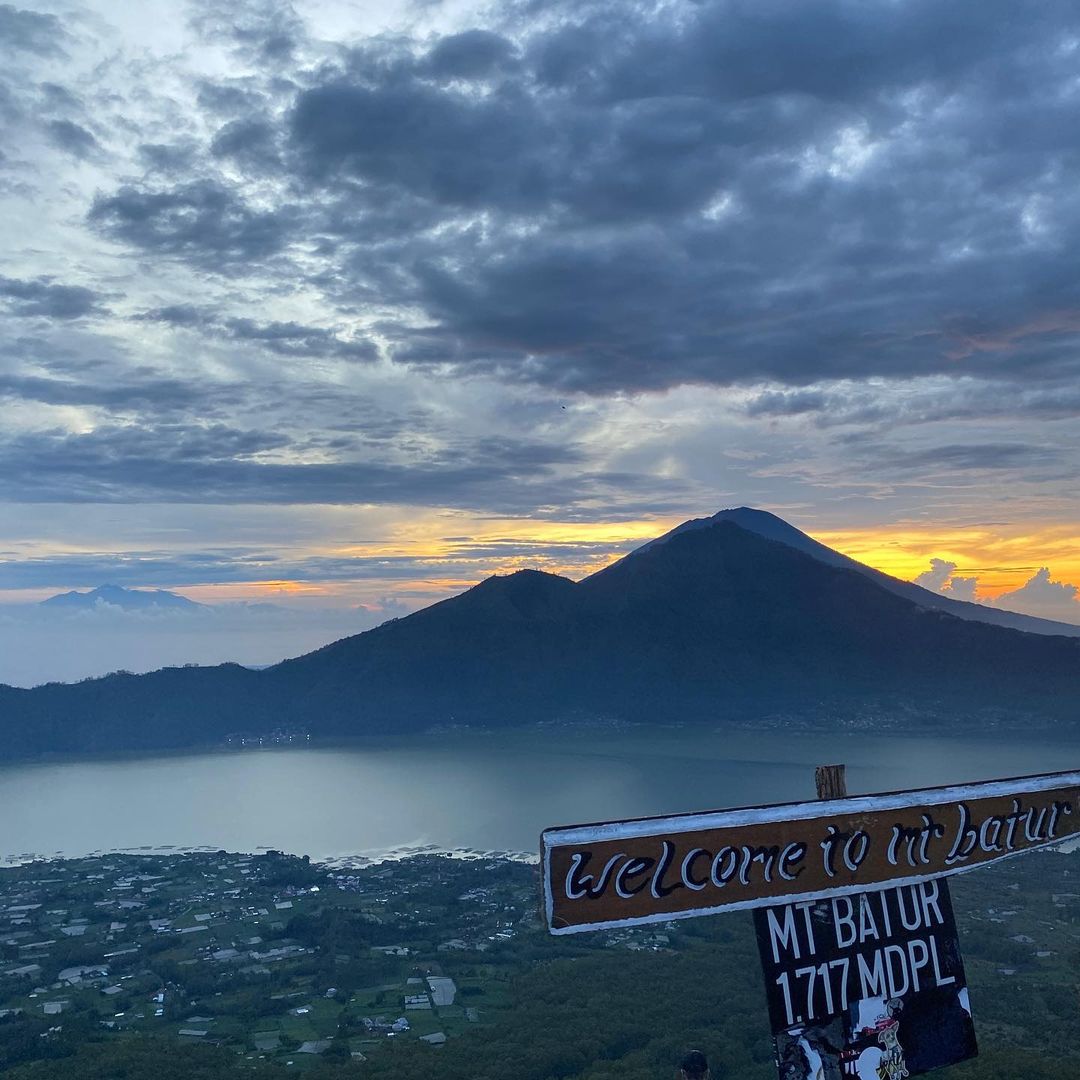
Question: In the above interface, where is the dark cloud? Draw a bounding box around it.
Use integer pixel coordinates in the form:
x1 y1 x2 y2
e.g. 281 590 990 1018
0 422 677 516
138 141 202 175
425 30 519 80
0 4 65 56
289 80 551 211
135 305 377 361
885 443 1061 472
136 303 207 327
46 119 100 159
0 372 212 412
743 380 1080 427
222 316 376 361
39 82 79 110
88 180 295 270
745 390 837 419
67 0 1077 395
839 440 1068 485
210 117 279 170
0 275 101 319
534 0 1012 104
9 0 1080 534
196 79 268 116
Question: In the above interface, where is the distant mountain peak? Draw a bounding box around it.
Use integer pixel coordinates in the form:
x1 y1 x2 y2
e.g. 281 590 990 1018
40 584 204 611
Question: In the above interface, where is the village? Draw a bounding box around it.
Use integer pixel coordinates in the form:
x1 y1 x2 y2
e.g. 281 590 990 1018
0 849 542 1067
0 846 1078 1072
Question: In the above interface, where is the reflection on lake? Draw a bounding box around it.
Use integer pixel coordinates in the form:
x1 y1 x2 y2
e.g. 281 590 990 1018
0 726 1077 864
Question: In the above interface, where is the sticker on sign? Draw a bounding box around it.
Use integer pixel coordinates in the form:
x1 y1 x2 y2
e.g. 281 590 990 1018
754 880 977 1078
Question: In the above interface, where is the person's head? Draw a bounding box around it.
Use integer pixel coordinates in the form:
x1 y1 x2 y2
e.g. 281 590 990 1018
678 1049 710 1079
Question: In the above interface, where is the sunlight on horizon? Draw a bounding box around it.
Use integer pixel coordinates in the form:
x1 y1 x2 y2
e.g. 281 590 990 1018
5 515 1078 616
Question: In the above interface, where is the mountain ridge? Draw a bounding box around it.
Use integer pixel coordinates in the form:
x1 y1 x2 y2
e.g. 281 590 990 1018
642 507 1080 637
2 511 1079 760
40 584 204 612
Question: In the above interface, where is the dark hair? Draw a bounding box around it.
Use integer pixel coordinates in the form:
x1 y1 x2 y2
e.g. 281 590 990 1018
680 1049 709 1077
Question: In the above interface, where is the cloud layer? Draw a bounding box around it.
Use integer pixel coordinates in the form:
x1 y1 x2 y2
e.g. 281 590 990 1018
3 0 1080 677
0 599 383 687
915 559 1080 625
69 0 1080 397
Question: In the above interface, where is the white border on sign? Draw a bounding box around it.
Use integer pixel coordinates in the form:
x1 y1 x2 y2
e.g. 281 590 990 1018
541 768 1080 935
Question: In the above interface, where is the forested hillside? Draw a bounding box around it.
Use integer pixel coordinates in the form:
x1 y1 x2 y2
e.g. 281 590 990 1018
4 518 1080 759
3 850 1079 1080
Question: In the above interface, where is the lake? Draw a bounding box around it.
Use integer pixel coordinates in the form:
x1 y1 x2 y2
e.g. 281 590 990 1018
1 726 1077 864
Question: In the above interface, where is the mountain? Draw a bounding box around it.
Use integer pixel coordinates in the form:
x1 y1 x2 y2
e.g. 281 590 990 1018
708 508 1080 637
2 513 1080 760
40 584 204 612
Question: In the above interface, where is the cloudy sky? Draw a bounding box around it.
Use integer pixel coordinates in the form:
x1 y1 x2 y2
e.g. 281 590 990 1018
3 0 1080 685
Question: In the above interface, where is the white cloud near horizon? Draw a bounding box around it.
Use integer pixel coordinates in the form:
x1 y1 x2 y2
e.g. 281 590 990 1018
991 567 1080 624
914 559 1080 626
0 600 392 687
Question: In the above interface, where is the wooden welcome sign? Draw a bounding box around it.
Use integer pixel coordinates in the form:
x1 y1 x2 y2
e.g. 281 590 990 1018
541 769 1080 934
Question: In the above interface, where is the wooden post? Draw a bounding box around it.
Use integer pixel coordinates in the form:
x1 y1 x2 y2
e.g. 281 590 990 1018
815 763 847 800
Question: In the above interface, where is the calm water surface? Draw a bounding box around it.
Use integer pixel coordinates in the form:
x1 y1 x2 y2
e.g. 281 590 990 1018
0 727 1076 863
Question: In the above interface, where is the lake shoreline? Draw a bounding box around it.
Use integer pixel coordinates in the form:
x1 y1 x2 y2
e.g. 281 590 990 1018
2 726 1079 869
0 710 1072 770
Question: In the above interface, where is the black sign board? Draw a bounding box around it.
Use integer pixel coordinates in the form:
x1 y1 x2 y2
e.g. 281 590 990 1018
754 879 976 1079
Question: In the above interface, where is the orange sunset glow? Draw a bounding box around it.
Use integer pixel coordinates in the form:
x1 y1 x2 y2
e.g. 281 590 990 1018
126 516 1080 609
814 523 1080 599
